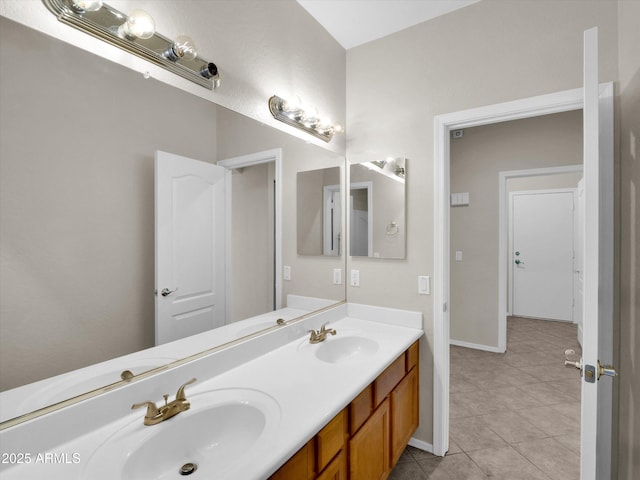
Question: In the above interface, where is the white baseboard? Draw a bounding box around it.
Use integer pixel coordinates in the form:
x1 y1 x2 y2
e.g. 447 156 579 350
450 338 503 353
408 437 435 454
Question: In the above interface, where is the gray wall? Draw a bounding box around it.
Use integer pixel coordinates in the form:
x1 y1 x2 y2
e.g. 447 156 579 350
616 0 640 477
449 111 582 348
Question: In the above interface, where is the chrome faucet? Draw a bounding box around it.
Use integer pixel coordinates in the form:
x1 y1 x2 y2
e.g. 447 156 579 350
308 323 337 344
132 378 197 426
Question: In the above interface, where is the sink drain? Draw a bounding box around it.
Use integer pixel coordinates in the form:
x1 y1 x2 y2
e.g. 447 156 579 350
179 463 198 476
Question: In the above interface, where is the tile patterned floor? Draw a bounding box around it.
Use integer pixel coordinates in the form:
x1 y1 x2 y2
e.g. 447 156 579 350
390 317 581 480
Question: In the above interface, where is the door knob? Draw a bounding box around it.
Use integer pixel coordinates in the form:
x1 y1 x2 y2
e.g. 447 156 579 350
515 259 525 265
160 287 178 297
597 361 617 379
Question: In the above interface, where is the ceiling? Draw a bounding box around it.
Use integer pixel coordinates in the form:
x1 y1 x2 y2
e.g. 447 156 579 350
296 0 481 50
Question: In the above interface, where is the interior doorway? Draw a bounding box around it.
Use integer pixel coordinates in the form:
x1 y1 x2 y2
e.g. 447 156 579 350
217 149 283 323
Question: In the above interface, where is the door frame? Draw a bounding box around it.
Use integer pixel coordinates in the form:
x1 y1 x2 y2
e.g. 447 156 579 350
432 84 613 457
501 166 583 340
217 148 283 315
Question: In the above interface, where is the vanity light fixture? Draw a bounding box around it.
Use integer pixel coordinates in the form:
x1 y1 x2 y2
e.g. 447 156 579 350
268 95 344 142
43 0 220 90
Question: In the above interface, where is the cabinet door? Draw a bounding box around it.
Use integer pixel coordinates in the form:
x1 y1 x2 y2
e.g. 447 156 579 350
317 409 346 472
317 450 347 480
390 367 419 466
349 398 390 480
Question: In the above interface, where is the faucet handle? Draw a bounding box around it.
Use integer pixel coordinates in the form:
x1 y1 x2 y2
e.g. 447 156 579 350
131 401 159 418
175 378 197 401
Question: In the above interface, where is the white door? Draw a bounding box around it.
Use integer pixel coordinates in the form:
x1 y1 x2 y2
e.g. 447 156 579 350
155 151 226 345
574 179 584 345
511 190 575 321
579 27 615 480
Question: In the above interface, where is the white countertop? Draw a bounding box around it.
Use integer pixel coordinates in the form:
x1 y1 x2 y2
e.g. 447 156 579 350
0 306 422 479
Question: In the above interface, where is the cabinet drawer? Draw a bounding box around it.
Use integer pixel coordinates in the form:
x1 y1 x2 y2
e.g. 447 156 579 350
374 354 405 407
349 384 373 435
316 409 346 472
406 341 419 372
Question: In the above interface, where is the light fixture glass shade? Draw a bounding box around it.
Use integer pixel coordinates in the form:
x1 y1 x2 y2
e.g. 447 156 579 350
172 35 198 60
118 9 155 40
70 0 103 12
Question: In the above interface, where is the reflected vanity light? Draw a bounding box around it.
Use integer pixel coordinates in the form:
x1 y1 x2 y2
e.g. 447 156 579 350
269 95 344 142
365 157 406 183
43 0 220 89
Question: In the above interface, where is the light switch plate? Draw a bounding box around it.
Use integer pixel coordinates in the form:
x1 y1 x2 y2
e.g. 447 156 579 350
283 265 291 281
455 251 463 261
418 275 431 295
333 268 342 285
350 269 360 287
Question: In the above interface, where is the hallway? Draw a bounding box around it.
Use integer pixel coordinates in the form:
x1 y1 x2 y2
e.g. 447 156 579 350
390 317 582 479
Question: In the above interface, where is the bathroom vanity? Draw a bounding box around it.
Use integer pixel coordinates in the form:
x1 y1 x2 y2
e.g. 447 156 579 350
0 303 422 479
270 340 419 480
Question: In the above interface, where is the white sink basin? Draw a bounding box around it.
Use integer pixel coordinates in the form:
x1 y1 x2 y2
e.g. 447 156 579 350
83 388 281 480
301 335 379 364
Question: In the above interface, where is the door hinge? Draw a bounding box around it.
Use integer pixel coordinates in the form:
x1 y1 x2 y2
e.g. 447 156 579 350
443 302 448 313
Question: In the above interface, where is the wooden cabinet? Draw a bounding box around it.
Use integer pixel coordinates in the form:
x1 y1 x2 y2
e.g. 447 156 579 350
349 398 390 480
317 409 347 472
270 439 315 480
270 340 419 480
316 450 347 480
390 366 419 465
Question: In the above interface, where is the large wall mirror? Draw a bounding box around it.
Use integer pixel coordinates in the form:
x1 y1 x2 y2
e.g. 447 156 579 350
0 17 345 424
349 158 406 259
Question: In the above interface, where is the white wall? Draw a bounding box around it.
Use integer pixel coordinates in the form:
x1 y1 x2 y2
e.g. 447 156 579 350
346 0 619 446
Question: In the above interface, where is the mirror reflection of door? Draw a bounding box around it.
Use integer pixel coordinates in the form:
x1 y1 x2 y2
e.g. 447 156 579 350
350 183 373 256
155 151 227 345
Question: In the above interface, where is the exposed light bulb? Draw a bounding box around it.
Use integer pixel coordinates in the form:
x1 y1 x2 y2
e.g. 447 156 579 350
332 123 344 134
71 0 103 12
118 9 156 40
302 106 319 127
172 35 198 61
282 95 302 113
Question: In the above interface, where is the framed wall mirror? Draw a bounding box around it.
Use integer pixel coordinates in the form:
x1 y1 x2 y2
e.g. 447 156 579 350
349 158 407 259
0 16 346 425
